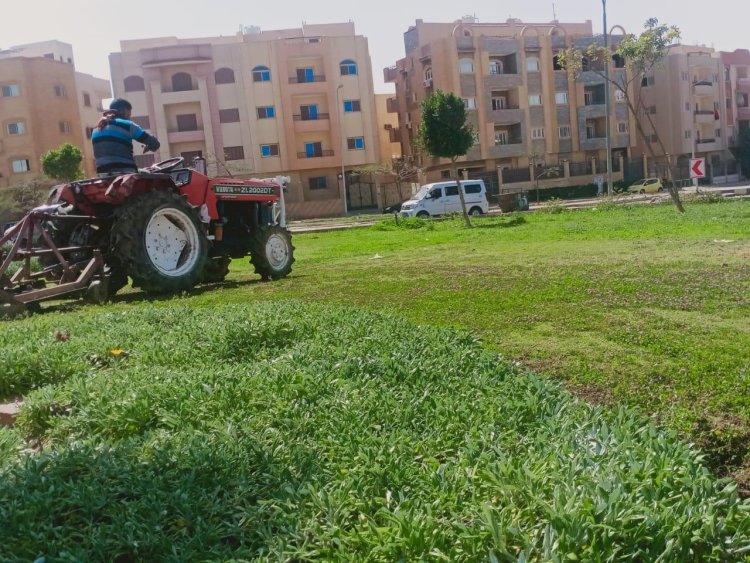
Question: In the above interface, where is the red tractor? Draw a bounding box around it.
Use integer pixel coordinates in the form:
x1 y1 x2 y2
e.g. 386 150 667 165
0 157 294 316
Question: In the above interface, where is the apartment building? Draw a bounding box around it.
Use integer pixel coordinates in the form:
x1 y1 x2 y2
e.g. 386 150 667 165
721 49 750 155
0 41 110 185
109 23 381 219
375 93 402 163
637 45 737 181
384 17 637 191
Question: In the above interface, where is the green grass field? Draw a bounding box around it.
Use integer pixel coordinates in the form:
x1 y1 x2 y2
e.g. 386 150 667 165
1 197 749 560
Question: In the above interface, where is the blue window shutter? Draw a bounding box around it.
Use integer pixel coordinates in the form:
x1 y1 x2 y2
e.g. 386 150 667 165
261 145 270 157
268 106 275 118
356 137 364 149
305 143 314 157
310 104 318 119
344 100 352 112
305 68 314 82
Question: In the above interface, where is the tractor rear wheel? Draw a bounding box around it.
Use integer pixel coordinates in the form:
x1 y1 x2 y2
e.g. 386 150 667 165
111 190 208 294
249 225 294 280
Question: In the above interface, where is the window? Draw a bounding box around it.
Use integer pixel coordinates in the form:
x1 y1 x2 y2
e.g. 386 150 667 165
223 146 245 161
459 59 474 74
131 116 150 129
300 104 318 120
252 66 271 82
685 130 692 139
555 91 568 105
650 134 658 143
558 126 571 139
440 170 452 179
12 159 30 173
6 122 25 135
494 130 508 145
612 54 625 69
180 150 203 163
304 142 323 158
296 67 316 83
649 106 657 115
256 106 275 119
1 84 20 97
617 122 628 134
489 60 503 75
424 67 433 82
309 176 327 190
85 126 93 139
716 128 722 138
83 92 91 107
124 75 145 92
685 102 691 111
343 99 361 112
464 183 482 194
445 185 459 197
528 94 542 106
171 72 193 92
176 114 198 132
347 137 365 150
491 96 507 110
531 127 545 139
59 121 71 134
553 54 563 71
260 144 280 157
463 97 476 109
340 59 358 76
615 90 626 102
215 68 235 84
681 71 689 81
219 108 240 123
53 85 67 97
526 57 540 72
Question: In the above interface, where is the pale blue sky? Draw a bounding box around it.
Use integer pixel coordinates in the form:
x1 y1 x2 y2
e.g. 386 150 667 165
1 0 743 93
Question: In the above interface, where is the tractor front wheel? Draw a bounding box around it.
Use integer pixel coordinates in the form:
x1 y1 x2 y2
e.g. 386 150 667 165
111 190 208 294
250 226 295 280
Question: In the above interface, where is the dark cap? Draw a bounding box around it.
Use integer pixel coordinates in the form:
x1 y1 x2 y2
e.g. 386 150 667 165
109 98 132 113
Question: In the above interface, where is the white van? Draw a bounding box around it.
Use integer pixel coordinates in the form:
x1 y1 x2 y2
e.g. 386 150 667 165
400 180 490 218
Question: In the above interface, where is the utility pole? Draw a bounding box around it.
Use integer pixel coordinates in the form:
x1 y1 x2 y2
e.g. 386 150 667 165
336 84 349 214
603 0 614 196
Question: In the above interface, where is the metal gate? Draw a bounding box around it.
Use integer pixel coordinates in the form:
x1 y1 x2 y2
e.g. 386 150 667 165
346 175 378 211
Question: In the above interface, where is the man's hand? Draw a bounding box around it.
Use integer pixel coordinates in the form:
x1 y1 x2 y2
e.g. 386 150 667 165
96 111 117 130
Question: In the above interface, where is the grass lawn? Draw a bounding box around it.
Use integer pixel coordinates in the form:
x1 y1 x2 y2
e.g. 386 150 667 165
1 198 749 559
177 198 750 487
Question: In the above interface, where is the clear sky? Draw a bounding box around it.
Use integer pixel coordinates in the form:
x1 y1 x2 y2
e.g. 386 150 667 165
1 0 744 94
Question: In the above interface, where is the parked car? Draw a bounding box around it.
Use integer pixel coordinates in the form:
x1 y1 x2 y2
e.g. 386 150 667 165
400 180 489 218
627 178 664 194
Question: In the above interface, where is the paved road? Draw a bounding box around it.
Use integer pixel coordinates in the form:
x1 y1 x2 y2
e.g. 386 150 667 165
288 183 750 234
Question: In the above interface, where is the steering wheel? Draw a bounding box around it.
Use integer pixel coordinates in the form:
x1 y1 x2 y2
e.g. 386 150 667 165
146 157 185 173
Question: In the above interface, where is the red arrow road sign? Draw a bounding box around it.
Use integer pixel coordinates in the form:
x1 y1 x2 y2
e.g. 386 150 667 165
690 158 705 179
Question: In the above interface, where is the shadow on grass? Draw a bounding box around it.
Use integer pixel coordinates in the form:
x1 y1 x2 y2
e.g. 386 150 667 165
476 215 528 229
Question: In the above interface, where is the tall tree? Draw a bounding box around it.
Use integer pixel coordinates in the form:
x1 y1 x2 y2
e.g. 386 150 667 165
41 143 83 182
559 18 685 213
418 90 475 227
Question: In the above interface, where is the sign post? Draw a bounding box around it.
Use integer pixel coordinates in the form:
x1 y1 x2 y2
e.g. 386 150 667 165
689 158 706 187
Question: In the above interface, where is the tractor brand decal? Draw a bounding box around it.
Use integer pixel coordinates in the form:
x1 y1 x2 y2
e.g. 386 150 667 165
213 184 276 195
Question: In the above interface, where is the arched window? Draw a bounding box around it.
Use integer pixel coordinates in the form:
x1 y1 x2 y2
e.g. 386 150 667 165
214 67 235 84
340 59 358 76
171 72 193 92
123 75 145 92
424 67 433 81
252 65 271 82
526 57 540 72
458 58 474 74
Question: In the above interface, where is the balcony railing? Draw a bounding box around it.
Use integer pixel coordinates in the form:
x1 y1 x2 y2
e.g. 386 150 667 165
694 110 715 115
289 75 326 84
696 138 716 144
297 149 334 158
292 113 330 121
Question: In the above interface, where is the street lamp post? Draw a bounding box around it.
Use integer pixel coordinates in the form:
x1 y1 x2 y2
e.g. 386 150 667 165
603 0 614 196
336 84 348 215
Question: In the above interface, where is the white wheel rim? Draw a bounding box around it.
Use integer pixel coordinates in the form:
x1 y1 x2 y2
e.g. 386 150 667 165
265 233 289 271
144 208 201 277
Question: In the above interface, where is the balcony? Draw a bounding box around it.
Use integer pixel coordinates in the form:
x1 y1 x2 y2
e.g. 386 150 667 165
485 73 522 89
297 149 334 159
693 81 714 96
456 36 475 52
696 138 720 151
386 97 399 113
388 127 401 143
694 110 715 124
292 114 331 133
384 66 399 83
167 129 205 144
289 75 326 84
160 88 201 105
489 108 524 125
489 140 526 158
738 77 750 92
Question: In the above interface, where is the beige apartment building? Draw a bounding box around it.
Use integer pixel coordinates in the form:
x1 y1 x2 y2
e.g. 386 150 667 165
636 45 738 182
375 93 402 163
384 17 638 193
0 41 110 185
109 23 381 219
721 49 750 166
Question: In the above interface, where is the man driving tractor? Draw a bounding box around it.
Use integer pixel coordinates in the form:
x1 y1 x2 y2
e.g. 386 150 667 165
92 98 160 176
